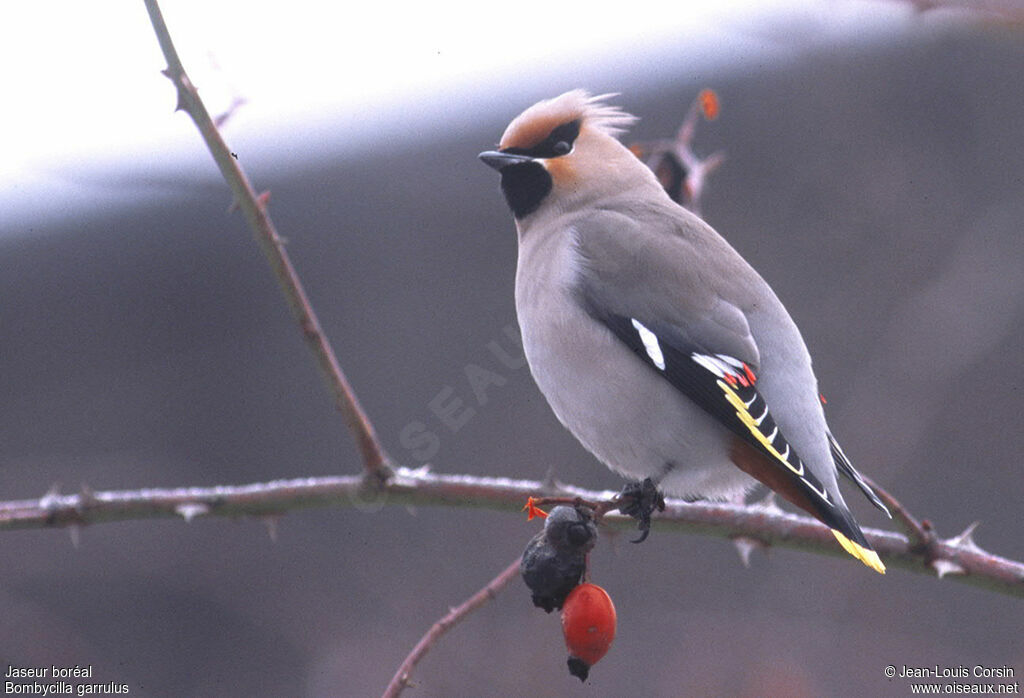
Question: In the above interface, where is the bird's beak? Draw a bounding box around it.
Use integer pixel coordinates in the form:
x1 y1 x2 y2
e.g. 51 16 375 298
478 150 534 172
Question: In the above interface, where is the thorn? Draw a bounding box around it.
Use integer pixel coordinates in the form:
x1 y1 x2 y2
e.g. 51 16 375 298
68 524 82 548
261 514 281 542
731 536 765 568
945 521 983 553
227 197 240 215
398 464 431 479
78 483 97 510
931 558 966 579
753 491 785 516
540 466 559 492
172 73 196 113
40 483 63 510
257 190 271 208
175 502 209 523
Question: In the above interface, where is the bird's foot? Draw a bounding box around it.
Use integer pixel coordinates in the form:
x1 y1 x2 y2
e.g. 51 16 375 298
616 477 666 543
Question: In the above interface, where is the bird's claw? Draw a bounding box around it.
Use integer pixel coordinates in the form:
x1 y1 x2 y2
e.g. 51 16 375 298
616 478 666 543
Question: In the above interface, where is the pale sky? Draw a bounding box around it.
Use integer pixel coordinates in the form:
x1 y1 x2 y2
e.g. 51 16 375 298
0 0 924 228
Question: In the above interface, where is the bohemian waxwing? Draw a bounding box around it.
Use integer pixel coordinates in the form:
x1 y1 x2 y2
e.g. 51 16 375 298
480 90 891 573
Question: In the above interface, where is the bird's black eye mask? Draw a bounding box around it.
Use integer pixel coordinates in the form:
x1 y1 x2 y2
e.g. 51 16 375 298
502 119 581 159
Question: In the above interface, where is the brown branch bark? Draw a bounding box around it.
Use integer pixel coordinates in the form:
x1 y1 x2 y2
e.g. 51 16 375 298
861 474 930 547
3 469 1021 598
382 558 521 698
143 0 389 477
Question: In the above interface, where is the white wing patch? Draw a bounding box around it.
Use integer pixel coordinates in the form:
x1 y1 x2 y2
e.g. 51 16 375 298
630 319 666 370
690 353 737 378
689 351 834 508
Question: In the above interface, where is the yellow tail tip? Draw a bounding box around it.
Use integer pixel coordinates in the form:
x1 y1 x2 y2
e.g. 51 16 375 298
832 529 886 574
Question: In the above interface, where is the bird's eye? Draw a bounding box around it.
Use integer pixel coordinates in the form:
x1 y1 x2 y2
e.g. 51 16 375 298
501 119 580 160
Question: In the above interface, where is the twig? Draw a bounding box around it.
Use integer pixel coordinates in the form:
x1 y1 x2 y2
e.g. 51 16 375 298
142 0 390 477
3 469 1021 598
382 558 521 698
860 474 930 548
628 89 725 215
859 475 995 581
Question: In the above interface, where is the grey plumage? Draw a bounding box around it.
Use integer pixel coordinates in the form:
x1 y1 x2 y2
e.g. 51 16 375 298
481 90 887 572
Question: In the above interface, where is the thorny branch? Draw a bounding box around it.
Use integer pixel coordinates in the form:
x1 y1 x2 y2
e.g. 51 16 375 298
143 0 390 478
1 469 1021 598
628 88 724 214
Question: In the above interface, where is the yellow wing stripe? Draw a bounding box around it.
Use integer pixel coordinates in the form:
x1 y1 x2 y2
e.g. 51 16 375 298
719 379 886 574
718 380 803 476
833 529 886 574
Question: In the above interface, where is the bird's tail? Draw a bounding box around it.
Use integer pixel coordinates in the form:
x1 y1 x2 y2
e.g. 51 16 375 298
832 528 886 574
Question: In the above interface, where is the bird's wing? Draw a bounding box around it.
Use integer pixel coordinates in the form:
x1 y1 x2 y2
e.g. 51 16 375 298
569 208 762 367
828 431 891 517
572 212 885 572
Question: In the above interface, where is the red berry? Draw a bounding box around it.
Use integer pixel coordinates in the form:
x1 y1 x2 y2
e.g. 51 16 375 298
561 583 616 680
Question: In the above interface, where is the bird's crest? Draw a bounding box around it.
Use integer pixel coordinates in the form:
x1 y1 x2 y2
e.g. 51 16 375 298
500 90 637 151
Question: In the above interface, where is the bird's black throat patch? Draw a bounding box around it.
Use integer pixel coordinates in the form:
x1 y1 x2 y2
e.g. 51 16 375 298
500 161 552 219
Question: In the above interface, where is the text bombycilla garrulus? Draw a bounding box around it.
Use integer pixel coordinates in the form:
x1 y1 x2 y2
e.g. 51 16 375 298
480 90 890 573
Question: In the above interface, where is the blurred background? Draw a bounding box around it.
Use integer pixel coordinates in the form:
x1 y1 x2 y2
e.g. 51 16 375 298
2 1 1022 696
